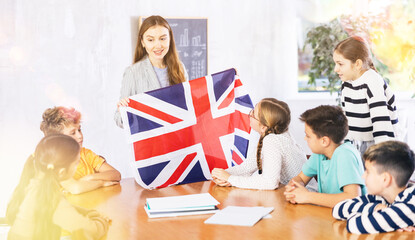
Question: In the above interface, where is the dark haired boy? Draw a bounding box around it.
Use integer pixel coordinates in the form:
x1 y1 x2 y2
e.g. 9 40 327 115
284 105 366 207
333 141 415 234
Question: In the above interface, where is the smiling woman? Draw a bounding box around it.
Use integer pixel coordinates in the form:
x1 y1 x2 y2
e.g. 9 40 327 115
141 26 170 69
114 15 189 128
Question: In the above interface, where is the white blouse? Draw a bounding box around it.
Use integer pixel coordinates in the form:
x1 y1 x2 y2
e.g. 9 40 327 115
226 132 307 190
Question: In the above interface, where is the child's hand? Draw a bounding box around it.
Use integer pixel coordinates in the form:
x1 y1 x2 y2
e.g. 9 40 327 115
103 181 120 187
79 175 94 181
212 177 231 187
374 203 388 212
284 193 297 204
284 180 297 203
100 214 112 225
86 210 101 218
284 180 309 204
87 210 111 223
211 168 230 181
284 181 296 203
284 180 296 193
397 226 415 232
117 97 130 109
284 189 297 204
218 181 231 187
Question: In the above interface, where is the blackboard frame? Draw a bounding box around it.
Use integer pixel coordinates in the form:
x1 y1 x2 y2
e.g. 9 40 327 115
134 16 209 80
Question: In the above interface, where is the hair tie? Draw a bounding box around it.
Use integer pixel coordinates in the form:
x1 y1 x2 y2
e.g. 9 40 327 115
47 164 54 170
273 126 279 134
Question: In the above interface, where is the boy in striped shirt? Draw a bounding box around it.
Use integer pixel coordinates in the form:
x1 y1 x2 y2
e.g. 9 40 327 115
333 141 415 234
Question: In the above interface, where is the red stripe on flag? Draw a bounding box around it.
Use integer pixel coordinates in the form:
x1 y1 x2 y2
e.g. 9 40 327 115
132 76 247 174
235 79 242 87
232 110 251 133
232 150 244 165
218 89 234 110
157 152 197 188
128 99 182 124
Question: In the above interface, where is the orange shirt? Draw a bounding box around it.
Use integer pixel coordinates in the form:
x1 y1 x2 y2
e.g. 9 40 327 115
72 148 105 180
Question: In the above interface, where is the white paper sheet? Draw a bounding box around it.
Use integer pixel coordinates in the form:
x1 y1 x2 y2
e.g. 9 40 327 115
204 206 274 227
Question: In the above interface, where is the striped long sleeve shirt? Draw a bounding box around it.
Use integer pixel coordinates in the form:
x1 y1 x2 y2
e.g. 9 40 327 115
341 69 398 144
332 185 415 234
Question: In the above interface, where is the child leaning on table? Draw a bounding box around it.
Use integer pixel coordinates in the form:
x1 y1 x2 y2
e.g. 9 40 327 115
284 105 366 208
211 98 308 190
6 134 110 239
333 141 415 234
40 106 121 194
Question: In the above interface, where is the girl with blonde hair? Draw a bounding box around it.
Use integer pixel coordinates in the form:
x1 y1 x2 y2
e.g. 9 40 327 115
211 98 307 190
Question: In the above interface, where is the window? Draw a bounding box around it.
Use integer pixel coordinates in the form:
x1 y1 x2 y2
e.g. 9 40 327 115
296 0 415 94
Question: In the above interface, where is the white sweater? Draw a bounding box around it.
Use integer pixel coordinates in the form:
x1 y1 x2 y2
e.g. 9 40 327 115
341 69 398 143
114 56 189 128
226 132 306 190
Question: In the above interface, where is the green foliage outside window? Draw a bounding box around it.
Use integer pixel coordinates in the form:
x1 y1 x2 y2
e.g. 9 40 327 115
303 19 348 95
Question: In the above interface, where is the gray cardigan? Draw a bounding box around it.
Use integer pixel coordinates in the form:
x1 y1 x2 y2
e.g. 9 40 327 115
114 56 189 128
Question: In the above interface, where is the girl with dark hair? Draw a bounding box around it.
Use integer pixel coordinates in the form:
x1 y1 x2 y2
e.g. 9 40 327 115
6 135 110 240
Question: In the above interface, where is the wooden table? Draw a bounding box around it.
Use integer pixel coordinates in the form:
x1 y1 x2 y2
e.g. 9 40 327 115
67 178 413 240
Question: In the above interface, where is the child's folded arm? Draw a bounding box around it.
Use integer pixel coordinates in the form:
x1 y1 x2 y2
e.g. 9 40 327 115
306 184 362 208
60 178 105 195
83 149 121 182
228 172 279 190
227 137 290 190
227 152 282 190
225 154 257 176
54 198 109 238
80 169 121 182
346 202 415 234
332 194 384 220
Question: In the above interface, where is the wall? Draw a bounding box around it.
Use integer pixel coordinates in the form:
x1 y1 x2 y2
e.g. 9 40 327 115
0 0 299 215
1 0 414 217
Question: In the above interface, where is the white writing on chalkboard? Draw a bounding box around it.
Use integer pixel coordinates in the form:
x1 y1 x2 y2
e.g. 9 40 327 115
166 18 208 80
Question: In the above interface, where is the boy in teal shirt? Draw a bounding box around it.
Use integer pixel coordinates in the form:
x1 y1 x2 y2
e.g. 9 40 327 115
284 105 366 207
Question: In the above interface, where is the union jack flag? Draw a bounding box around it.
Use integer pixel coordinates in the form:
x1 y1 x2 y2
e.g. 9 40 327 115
120 69 253 189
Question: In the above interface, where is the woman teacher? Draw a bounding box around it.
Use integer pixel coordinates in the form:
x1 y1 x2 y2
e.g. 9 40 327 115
115 15 188 128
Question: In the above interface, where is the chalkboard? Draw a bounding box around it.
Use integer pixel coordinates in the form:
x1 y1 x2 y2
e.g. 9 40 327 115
138 17 208 80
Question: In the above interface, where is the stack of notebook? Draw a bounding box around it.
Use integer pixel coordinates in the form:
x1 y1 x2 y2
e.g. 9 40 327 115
144 193 220 218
